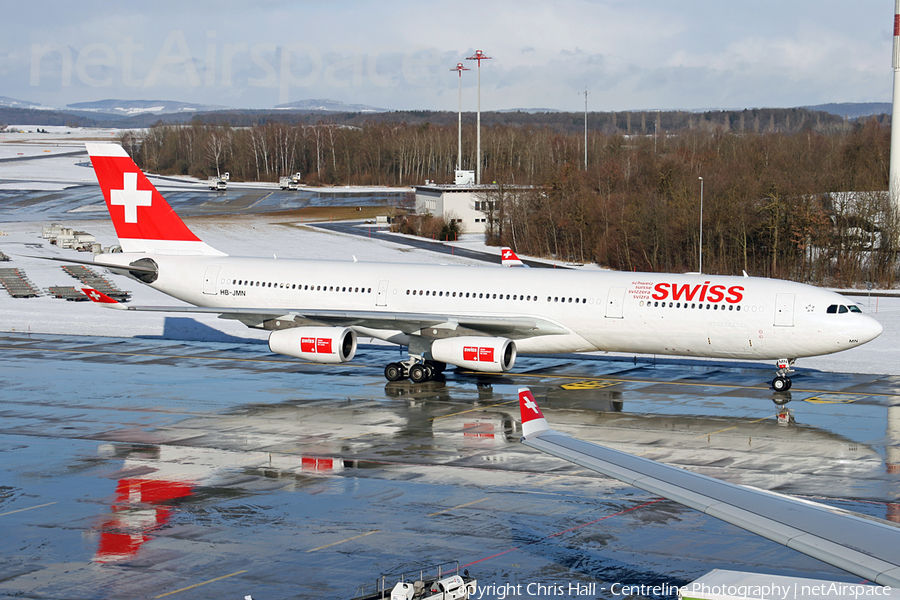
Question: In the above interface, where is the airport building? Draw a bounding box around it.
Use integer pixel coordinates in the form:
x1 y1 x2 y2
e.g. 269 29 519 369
413 170 533 234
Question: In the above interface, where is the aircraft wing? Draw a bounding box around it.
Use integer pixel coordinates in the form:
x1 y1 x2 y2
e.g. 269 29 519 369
517 388 900 587
85 298 569 339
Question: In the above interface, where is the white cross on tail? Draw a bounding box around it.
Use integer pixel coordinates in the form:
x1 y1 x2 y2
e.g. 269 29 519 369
110 172 152 223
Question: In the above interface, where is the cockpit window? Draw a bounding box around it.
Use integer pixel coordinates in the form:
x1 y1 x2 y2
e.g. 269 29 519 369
827 304 862 314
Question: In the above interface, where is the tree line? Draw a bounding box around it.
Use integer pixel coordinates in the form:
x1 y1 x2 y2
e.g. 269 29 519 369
121 115 898 287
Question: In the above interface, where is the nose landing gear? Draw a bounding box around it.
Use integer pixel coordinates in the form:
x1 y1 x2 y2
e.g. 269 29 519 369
771 358 794 391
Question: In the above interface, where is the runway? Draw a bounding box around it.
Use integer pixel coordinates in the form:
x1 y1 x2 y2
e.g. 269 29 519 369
1 333 898 599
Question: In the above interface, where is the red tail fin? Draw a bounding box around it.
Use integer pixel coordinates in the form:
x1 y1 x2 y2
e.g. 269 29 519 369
519 388 550 437
85 143 223 256
81 287 126 309
501 247 527 268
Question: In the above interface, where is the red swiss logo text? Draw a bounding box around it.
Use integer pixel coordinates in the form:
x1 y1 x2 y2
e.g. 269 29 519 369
651 282 744 303
301 337 333 354
463 346 495 362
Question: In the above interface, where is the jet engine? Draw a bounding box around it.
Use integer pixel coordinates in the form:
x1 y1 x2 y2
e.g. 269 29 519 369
430 336 516 372
268 327 357 363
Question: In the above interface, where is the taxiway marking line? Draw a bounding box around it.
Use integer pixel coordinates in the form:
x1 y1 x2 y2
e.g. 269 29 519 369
533 471 583 486
505 371 900 398
695 415 773 439
153 570 248 598
0 501 57 517
428 497 490 517
4 344 895 398
306 530 380 552
430 400 518 421
0 346 367 369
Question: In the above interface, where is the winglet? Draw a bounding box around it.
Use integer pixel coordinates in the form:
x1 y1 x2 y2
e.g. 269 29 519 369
81 287 127 310
501 247 528 268
519 388 551 438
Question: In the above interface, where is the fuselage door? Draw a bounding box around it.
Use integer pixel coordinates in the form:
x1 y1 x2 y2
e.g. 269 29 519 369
774 293 795 327
202 265 220 295
605 286 626 319
376 280 389 307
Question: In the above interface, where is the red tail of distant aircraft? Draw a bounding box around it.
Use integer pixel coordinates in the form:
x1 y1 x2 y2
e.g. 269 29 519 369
500 247 527 268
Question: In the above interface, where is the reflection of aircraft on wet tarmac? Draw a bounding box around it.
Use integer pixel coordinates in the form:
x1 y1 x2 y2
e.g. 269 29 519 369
54 143 883 391
517 388 900 587
91 443 343 562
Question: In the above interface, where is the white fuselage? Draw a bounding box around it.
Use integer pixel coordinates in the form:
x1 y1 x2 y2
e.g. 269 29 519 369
103 252 884 361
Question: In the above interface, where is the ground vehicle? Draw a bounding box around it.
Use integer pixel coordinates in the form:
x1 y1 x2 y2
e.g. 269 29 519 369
279 172 302 190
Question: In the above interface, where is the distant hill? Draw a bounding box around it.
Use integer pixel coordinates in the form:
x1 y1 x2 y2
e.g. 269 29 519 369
803 102 891 119
497 108 563 114
273 99 386 113
0 96 46 110
66 99 228 116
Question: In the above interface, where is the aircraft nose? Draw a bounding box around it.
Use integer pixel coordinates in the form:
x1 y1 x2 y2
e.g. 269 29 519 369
861 315 884 343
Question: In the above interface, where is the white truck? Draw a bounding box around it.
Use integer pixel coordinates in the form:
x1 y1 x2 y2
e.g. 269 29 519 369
208 172 230 190
279 172 303 190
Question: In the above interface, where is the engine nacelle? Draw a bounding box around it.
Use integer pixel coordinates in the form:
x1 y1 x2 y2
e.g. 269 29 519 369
268 327 357 364
430 336 516 373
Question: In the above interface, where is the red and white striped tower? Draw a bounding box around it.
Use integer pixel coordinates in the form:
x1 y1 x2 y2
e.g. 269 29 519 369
891 0 900 210
466 49 492 184
450 62 470 172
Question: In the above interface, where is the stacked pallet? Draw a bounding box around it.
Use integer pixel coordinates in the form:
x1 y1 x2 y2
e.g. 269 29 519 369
47 286 89 301
61 265 131 301
0 268 41 298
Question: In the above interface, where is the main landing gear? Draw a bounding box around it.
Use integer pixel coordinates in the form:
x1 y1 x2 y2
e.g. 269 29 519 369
384 359 446 383
771 358 795 391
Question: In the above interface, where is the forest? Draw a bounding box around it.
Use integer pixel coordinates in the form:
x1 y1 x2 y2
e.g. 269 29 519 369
120 110 899 288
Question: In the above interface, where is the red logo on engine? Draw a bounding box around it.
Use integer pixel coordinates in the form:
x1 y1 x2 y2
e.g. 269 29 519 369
301 337 332 354
463 346 494 362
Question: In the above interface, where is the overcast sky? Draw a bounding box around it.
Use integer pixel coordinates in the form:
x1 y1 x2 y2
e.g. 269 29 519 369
1 0 895 112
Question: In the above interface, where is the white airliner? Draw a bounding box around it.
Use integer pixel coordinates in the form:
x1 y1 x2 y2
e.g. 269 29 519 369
72 143 882 388
517 388 900 586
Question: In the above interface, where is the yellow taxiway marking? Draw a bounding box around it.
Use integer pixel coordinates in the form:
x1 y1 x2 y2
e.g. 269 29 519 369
306 530 380 553
693 415 773 439
153 570 248 598
803 394 864 404
0 502 57 517
430 400 518 421
5 343 896 398
497 371 900 398
560 380 620 390
428 497 490 517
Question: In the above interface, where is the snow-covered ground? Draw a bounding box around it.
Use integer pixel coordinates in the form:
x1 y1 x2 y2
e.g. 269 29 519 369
0 128 897 377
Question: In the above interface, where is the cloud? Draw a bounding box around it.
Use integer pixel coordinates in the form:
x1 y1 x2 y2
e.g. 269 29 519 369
1 0 893 111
